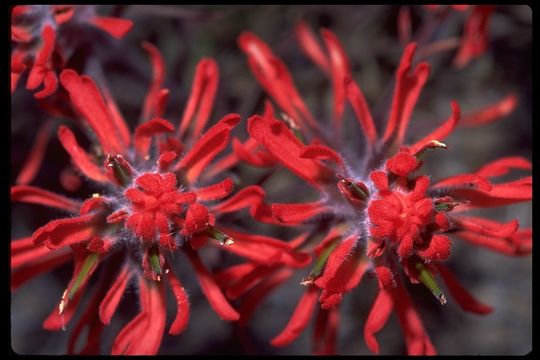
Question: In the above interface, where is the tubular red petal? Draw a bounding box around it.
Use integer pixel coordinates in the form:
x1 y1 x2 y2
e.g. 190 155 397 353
226 266 276 300
134 118 175 158
436 264 492 314
346 77 377 144
34 25 55 67
176 114 240 184
461 94 517 127
57 126 110 183
364 289 393 354
391 277 436 355
112 279 166 355
270 285 319 347
195 177 234 201
300 144 345 168
232 138 278 167
184 247 240 321
454 216 518 238
88 16 133 39
433 173 492 192
101 85 131 147
11 250 72 290
220 228 311 268
215 263 259 288
11 185 79 212
34 70 58 99
450 178 531 208
248 114 331 188
453 229 530 256
238 269 293 326
476 156 531 179
178 59 219 142
382 43 431 147
52 5 75 24
166 269 191 335
141 42 166 122
99 266 132 324
453 6 495 68
295 21 330 73
375 266 396 290
272 201 328 224
60 69 126 154
321 29 350 124
32 214 99 249
313 307 339 355
239 32 317 130
409 101 460 154
111 313 147 355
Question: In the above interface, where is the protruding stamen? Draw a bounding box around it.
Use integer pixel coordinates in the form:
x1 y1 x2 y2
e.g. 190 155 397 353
148 244 162 280
414 140 448 160
337 174 369 204
434 197 469 212
58 289 68 315
205 225 234 245
300 239 339 286
69 253 99 301
105 154 133 186
415 260 447 305
280 112 305 143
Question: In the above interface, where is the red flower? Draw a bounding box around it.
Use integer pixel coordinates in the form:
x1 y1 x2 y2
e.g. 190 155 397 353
227 23 531 354
11 5 133 98
11 44 298 354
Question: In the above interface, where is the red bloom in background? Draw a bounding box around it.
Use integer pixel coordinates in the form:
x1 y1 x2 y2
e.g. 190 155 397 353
420 5 496 68
11 5 133 99
10 44 306 355
219 23 531 355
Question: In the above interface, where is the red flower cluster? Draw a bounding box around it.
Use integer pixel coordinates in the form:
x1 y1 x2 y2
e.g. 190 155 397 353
11 5 133 98
11 41 303 354
214 22 532 355
11 5 531 356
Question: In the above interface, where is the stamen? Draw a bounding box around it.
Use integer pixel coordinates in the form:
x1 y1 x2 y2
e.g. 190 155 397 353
105 154 133 186
205 225 234 245
415 260 447 305
301 239 339 286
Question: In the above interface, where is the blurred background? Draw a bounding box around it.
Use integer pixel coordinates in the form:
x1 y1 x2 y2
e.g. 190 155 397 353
11 5 532 355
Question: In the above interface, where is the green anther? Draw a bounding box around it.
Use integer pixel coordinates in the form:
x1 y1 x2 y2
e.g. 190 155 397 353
106 154 131 186
149 245 162 278
347 180 369 200
301 240 339 285
435 203 451 212
415 261 447 305
68 253 99 300
205 225 234 245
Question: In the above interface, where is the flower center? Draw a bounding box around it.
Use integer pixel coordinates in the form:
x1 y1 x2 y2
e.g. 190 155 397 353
124 172 195 243
366 148 451 260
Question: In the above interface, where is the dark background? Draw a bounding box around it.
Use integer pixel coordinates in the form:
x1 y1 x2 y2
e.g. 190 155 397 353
11 5 532 355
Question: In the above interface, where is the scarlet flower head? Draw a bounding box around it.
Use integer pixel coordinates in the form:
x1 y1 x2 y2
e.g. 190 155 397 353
10 43 304 354
11 5 133 98
224 22 532 355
